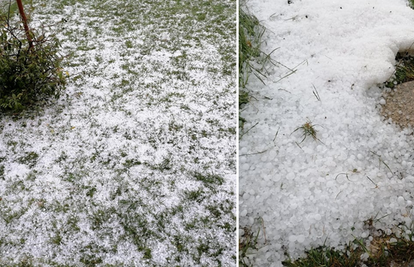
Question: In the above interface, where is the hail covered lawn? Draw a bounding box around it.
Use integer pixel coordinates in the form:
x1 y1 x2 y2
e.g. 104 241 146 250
240 0 414 266
0 0 236 266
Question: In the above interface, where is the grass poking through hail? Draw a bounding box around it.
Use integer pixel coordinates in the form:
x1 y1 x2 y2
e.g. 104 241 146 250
239 6 266 90
385 51 414 89
409 0 414 9
238 3 299 133
239 2 283 131
0 0 236 266
238 5 266 131
239 217 267 267
292 120 323 145
283 223 414 267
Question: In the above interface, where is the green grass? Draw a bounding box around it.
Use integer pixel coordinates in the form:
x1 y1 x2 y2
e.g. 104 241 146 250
283 223 414 267
239 4 286 91
239 7 266 89
0 0 236 265
283 245 361 267
239 217 266 267
385 52 414 88
0 0 33 18
238 4 296 132
238 6 266 131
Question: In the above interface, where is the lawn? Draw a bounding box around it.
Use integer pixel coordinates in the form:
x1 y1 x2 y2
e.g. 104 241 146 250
0 0 237 266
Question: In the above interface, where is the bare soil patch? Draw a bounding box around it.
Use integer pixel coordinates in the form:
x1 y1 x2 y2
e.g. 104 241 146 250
382 80 414 129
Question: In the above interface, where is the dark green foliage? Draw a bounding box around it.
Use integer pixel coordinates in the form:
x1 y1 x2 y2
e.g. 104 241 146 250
385 52 414 88
239 116 246 130
239 90 249 106
0 9 66 112
394 56 414 84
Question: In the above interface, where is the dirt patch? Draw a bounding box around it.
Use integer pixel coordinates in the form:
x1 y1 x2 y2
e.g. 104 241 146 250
381 80 414 129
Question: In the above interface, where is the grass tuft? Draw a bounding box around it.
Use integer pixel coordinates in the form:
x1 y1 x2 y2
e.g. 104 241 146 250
292 120 322 144
239 217 267 267
385 52 414 88
238 3 296 133
239 7 266 89
282 244 361 267
283 224 414 267
238 3 275 134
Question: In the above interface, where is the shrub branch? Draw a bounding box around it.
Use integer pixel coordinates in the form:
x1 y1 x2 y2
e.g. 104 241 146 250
15 0 33 49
